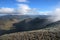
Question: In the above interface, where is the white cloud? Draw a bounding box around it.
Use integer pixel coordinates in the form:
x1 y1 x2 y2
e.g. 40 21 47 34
48 8 60 22
39 11 51 15
17 4 44 15
17 4 31 15
53 8 60 21
55 8 60 14
17 4 48 15
17 0 28 2
0 8 15 14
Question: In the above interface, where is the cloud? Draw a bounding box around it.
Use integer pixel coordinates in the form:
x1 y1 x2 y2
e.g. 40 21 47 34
0 8 15 14
53 8 60 21
17 4 43 15
17 4 31 15
39 11 51 15
17 0 28 2
0 6 40 15
1 7 60 16
48 8 60 22
54 8 60 15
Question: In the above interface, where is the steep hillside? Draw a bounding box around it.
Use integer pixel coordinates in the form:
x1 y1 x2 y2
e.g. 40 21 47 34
43 21 60 31
0 20 60 40
0 30 60 40
13 17 50 32
0 15 30 31
0 15 51 35
1 15 59 36
0 15 60 40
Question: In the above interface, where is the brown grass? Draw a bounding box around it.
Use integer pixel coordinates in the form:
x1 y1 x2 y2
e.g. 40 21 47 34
0 30 60 40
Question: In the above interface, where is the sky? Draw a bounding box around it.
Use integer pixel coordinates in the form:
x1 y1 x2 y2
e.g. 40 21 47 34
0 0 60 15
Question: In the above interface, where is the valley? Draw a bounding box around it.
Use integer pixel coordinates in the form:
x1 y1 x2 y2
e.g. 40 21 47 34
0 15 60 40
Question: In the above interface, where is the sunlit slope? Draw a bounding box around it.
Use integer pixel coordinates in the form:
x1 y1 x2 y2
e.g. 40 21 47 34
44 21 60 31
0 30 60 40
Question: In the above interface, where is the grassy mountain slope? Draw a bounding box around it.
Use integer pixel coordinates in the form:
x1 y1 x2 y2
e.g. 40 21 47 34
0 30 60 40
0 15 60 40
0 20 60 40
44 21 60 31
0 15 51 36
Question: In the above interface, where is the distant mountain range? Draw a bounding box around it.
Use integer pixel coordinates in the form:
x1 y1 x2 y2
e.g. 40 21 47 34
0 15 51 20
0 19 60 40
0 15 30 21
0 15 60 36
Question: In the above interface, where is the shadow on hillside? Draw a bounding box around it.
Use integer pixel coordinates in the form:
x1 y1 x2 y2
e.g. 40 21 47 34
0 18 50 36
13 18 50 32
